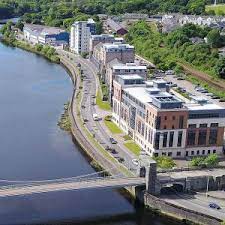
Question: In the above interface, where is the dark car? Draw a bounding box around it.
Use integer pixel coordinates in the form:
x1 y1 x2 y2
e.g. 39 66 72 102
110 137 117 144
115 156 125 163
209 203 221 210
110 149 118 154
105 145 114 151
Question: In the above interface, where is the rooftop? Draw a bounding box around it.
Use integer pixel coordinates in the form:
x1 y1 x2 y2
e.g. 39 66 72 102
103 43 134 51
24 24 66 35
113 63 146 70
118 74 144 80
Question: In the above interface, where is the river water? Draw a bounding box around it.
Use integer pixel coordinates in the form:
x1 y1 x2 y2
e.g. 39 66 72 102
0 42 181 225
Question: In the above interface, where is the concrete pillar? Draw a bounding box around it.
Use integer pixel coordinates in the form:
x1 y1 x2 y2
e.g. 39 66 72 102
146 161 157 195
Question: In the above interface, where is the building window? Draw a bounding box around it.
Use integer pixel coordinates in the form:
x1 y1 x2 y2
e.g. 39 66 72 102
179 115 184 129
188 124 196 128
187 130 196 146
169 131 174 147
197 150 200 155
210 123 218 127
165 116 167 120
177 152 181 156
172 125 175 129
202 150 205 155
162 152 166 156
199 123 207 128
163 132 168 148
164 125 167 129
156 116 161 129
186 151 188 156
191 151 194 155
168 152 172 157
177 131 183 147
198 130 207 145
209 129 218 145
172 116 176 120
154 132 160 150
208 150 211 154
213 149 216 154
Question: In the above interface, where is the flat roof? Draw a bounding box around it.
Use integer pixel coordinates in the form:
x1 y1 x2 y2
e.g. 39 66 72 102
118 74 144 80
103 43 134 50
185 103 224 111
113 64 146 70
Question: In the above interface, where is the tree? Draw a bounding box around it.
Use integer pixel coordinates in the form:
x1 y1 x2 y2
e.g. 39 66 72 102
207 29 222 48
215 57 225 79
15 20 24 31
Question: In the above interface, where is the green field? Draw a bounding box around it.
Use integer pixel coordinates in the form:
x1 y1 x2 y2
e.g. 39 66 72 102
206 4 225 15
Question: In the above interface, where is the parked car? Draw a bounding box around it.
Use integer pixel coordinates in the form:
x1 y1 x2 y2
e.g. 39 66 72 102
115 156 125 163
105 145 113 151
110 149 118 154
211 96 220 99
110 137 117 144
209 203 221 210
177 77 185 80
93 114 99 121
132 159 139 166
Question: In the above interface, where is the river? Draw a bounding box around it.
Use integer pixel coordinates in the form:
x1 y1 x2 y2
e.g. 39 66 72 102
0 42 181 225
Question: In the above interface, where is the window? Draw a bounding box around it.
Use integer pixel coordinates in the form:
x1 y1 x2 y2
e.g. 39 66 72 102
186 151 188 156
198 130 207 145
165 116 167 120
202 150 205 155
164 125 167 129
210 123 218 127
172 116 176 120
200 123 207 128
177 152 181 156
187 130 196 146
188 124 196 128
177 131 183 147
169 132 174 147
179 115 184 129
156 116 161 129
209 129 218 145
168 152 172 157
213 149 216 154
197 150 200 155
172 125 175 129
154 132 160 150
163 132 168 148
162 152 166 156
154 153 158 157
208 150 211 154
191 151 194 155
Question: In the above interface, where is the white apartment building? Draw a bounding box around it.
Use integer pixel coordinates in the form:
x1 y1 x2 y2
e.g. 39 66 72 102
70 19 96 54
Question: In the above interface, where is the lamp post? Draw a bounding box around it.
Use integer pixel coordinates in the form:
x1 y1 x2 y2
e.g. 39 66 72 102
206 176 209 198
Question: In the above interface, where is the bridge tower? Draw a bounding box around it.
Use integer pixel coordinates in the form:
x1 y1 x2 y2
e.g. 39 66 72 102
137 157 158 195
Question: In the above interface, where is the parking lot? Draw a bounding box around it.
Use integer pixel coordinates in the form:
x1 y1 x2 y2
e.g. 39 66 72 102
158 72 225 108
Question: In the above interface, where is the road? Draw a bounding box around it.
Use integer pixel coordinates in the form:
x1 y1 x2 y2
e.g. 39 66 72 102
58 50 139 172
161 192 225 220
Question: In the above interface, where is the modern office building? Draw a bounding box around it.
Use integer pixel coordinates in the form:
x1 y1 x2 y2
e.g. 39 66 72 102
23 24 69 46
112 76 225 158
70 18 96 54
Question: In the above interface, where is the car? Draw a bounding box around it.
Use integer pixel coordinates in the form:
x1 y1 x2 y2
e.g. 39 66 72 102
171 83 177 87
132 158 139 166
206 93 214 97
219 99 225 102
211 96 220 99
115 156 125 163
109 137 117 144
93 114 99 121
110 149 118 154
105 145 113 151
209 203 221 210
177 77 185 80
83 119 88 122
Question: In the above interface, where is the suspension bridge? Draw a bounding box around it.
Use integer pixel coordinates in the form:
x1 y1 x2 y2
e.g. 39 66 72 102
0 168 145 198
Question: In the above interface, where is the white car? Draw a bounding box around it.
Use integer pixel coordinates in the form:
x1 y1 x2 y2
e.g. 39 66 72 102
93 113 99 121
132 159 139 166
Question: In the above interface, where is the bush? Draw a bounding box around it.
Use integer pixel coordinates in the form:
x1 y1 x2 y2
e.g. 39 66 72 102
190 154 219 168
154 156 176 169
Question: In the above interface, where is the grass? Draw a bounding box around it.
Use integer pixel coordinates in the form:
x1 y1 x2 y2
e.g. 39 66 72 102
96 90 111 111
124 141 141 156
104 117 122 134
123 135 132 141
206 4 225 15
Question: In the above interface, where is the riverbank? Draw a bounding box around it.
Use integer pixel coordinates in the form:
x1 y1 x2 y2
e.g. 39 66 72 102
1 36 60 63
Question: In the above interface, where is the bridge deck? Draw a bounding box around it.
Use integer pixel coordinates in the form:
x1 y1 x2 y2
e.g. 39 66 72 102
0 177 145 198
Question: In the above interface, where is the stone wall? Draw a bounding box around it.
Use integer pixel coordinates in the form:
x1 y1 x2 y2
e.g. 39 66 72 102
144 193 222 225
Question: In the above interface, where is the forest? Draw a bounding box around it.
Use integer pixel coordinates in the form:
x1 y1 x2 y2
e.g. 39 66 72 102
0 0 219 21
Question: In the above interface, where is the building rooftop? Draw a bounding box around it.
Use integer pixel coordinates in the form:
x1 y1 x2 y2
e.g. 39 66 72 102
113 63 146 70
185 102 224 111
103 43 134 51
106 18 125 31
118 74 144 80
91 34 114 40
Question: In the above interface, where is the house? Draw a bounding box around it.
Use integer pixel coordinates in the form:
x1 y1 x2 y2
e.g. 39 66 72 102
106 18 128 35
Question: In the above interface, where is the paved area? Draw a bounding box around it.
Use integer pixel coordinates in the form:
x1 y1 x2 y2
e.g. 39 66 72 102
160 168 225 180
161 192 225 220
165 75 225 108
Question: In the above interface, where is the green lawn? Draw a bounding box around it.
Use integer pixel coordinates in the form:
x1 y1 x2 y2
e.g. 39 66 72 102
104 118 122 134
124 141 141 156
96 90 111 111
206 4 225 15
